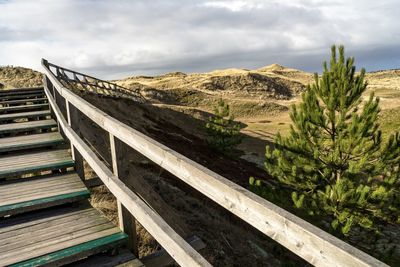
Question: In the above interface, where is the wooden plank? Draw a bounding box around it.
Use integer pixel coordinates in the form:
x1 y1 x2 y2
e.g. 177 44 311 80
0 98 47 106
0 212 107 244
0 87 43 95
0 183 86 202
0 172 79 192
42 63 388 267
0 178 84 196
1 227 120 265
74 146 85 181
0 206 125 266
0 119 56 134
72 248 140 267
0 190 89 217
0 93 45 101
0 149 74 178
0 89 44 97
141 235 206 267
0 208 96 235
0 207 106 243
45 87 212 267
9 232 127 267
84 176 103 188
0 132 63 153
110 133 139 257
0 110 51 121
0 103 49 113
1 218 111 251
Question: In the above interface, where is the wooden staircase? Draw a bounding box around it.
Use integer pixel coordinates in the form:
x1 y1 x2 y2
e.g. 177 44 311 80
0 87 142 266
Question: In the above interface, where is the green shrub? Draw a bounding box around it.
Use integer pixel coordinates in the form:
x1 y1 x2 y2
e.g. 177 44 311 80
206 99 242 155
262 45 400 235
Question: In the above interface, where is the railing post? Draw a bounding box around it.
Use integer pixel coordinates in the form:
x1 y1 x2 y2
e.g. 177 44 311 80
66 100 85 181
110 133 139 257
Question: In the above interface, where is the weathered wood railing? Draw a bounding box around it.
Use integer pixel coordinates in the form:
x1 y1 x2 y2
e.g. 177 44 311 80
43 59 145 103
41 58 388 267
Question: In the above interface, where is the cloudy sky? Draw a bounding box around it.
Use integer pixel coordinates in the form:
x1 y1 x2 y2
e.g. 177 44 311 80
0 0 399 79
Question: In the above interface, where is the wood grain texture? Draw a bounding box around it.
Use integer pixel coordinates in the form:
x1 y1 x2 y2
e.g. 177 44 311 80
0 110 51 121
0 103 49 113
42 61 389 267
0 172 87 205
9 232 128 267
0 87 43 95
0 149 74 178
72 248 139 267
0 132 63 152
0 207 125 266
0 93 45 101
0 119 56 134
0 98 47 106
45 85 212 267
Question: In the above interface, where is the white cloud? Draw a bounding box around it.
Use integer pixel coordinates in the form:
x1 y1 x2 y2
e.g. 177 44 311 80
0 0 399 78
201 0 265 12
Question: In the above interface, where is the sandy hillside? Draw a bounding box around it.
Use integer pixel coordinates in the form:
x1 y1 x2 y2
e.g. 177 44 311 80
115 65 400 168
0 66 43 89
116 64 309 104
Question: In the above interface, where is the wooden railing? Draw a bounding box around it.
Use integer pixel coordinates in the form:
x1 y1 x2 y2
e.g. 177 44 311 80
43 59 145 103
41 59 388 267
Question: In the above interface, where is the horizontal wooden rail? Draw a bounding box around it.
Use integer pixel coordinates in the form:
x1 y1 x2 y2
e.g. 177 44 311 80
43 59 145 103
42 59 388 267
44 84 211 267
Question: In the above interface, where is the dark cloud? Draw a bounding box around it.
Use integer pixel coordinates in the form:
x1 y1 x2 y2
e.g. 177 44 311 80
0 0 399 79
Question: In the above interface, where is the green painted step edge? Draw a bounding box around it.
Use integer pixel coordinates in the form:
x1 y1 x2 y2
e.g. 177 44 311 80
10 232 128 267
0 161 75 177
0 190 90 213
0 139 64 153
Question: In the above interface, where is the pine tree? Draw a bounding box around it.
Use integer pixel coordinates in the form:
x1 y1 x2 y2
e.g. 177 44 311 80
206 99 242 155
264 45 400 234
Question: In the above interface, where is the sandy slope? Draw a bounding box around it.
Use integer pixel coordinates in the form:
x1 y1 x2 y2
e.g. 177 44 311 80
0 66 43 88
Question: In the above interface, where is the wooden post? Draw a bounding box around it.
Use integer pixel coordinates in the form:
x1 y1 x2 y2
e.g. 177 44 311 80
65 99 72 157
67 100 85 181
110 133 139 257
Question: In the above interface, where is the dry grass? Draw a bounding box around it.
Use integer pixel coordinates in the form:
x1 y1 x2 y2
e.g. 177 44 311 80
89 185 161 258
0 66 43 88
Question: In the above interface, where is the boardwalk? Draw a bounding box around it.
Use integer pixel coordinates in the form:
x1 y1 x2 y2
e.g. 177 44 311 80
0 59 389 267
0 87 143 266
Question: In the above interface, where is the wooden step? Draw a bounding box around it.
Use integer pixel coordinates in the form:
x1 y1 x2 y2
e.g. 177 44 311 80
0 132 64 153
0 103 49 113
0 206 127 266
0 86 43 93
0 110 51 122
0 93 46 101
73 248 144 267
0 87 44 97
0 97 47 106
0 149 74 178
0 172 89 217
0 119 57 134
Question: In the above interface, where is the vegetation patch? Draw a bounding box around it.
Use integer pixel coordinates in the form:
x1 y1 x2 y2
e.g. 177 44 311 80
262 46 400 235
0 66 43 88
230 101 288 118
379 107 400 139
